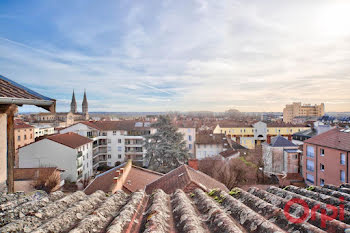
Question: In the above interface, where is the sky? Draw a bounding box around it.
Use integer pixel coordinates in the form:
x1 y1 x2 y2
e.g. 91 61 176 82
1 0 350 113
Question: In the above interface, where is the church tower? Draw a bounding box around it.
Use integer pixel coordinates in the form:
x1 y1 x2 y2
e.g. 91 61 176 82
82 89 89 120
70 90 77 113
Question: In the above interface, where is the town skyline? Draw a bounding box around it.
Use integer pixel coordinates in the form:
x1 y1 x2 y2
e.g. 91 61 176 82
1 0 350 112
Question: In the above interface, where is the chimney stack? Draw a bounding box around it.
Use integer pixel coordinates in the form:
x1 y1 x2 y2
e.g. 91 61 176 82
188 159 199 170
267 135 271 144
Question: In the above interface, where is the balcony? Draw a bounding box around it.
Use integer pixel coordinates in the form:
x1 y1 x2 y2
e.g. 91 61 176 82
77 162 83 169
93 148 107 157
77 151 83 158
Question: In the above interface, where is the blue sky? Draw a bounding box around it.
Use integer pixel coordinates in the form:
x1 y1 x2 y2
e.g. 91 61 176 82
1 0 350 112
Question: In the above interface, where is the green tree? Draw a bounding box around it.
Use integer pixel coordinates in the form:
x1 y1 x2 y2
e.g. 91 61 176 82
144 115 190 173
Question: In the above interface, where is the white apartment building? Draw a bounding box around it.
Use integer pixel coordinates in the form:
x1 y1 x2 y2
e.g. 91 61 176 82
195 133 231 160
59 120 154 170
32 124 55 138
178 127 196 155
18 132 93 182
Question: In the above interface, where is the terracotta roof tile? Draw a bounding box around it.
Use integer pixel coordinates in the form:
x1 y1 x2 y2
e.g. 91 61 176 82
305 128 350 151
47 132 92 149
14 119 34 129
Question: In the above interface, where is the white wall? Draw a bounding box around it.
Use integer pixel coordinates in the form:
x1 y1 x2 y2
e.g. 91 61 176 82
60 123 91 137
178 128 196 155
0 113 7 186
195 144 224 160
19 139 79 181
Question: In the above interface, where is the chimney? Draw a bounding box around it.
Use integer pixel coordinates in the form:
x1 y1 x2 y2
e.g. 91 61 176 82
267 135 271 144
113 177 119 183
288 135 292 141
188 159 199 170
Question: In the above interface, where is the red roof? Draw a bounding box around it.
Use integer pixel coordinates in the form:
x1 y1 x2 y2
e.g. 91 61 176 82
145 164 229 194
47 132 92 149
14 119 34 129
78 120 151 131
304 128 350 152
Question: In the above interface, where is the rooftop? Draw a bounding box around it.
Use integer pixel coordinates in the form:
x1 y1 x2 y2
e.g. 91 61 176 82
269 136 298 147
1 183 350 232
145 164 229 194
47 132 92 149
305 128 350 151
79 120 152 131
195 133 227 145
14 119 34 129
0 75 55 112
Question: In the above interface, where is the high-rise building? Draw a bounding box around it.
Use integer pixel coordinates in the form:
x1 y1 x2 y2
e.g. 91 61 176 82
283 102 324 123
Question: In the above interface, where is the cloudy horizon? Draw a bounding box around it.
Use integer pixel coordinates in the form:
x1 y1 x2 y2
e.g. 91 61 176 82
1 0 350 113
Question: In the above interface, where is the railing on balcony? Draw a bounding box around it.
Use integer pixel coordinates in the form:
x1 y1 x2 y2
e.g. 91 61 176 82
77 162 83 169
77 151 83 158
93 148 107 157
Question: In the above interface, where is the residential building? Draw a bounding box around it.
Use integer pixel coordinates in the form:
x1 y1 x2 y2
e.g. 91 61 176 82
30 90 89 127
176 121 196 155
213 121 309 149
14 119 35 167
194 133 232 159
59 120 155 169
32 124 55 138
219 141 248 160
0 74 55 192
145 164 229 194
1 182 347 232
303 128 350 186
19 132 93 182
263 136 301 175
283 102 325 123
293 122 334 142
84 160 163 194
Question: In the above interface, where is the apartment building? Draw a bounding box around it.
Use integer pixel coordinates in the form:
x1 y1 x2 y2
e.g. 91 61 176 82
60 120 154 170
176 121 196 155
303 128 350 186
32 124 55 138
194 133 232 159
213 121 309 149
18 132 93 182
14 119 35 167
283 102 325 123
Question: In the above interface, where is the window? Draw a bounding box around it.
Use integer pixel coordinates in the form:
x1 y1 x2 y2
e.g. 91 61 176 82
340 170 345 183
107 162 111 166
320 164 325 171
24 135 27 140
341 153 346 165
306 146 314 158
17 136 20 141
306 160 314 172
187 128 191 133
108 154 111 159
113 131 116 136
306 173 314 184
320 149 324 156
320 179 325 186
189 144 192 149
118 139 122 143
108 146 111 152
188 135 192 142
118 154 122 159
118 146 122 152
30 134 33 139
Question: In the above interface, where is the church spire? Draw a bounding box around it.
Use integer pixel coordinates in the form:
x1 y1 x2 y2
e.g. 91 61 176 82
70 90 77 113
82 89 88 120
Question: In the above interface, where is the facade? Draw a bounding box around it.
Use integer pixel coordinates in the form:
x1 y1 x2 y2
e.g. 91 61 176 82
30 90 89 127
19 132 93 182
59 120 155 170
195 133 231 159
32 124 55 138
14 119 35 167
283 102 325 123
263 136 301 175
213 121 309 149
303 128 350 186
177 127 196 155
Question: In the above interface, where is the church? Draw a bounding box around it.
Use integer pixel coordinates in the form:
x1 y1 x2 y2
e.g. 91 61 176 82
32 90 89 127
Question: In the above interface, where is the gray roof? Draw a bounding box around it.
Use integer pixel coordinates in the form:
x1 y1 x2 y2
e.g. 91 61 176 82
270 136 297 147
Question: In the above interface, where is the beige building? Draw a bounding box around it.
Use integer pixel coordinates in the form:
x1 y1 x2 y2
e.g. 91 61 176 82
14 119 35 167
283 102 324 123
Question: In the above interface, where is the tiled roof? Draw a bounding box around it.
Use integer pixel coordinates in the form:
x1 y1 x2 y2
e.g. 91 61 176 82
217 121 308 128
219 148 239 158
14 119 34 129
2 183 350 232
230 139 248 150
47 132 92 149
145 164 229 194
80 120 151 131
84 164 163 195
270 136 297 147
0 75 55 111
304 128 350 151
195 133 227 145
